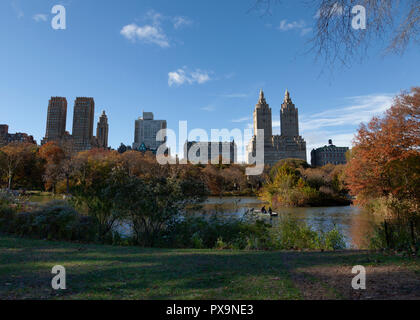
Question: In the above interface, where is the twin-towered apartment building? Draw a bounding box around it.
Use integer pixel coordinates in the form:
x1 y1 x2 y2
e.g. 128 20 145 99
41 97 109 153
39 91 349 167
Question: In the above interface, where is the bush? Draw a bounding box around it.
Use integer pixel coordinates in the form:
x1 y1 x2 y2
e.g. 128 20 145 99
0 200 97 242
366 196 419 253
215 237 227 250
162 215 248 249
0 204 17 233
368 219 420 253
191 232 204 249
31 201 80 240
273 217 319 250
0 190 13 206
161 214 346 251
323 228 347 250
270 216 346 251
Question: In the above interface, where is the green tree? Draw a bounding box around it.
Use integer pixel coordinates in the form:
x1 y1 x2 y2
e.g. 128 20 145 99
111 175 208 247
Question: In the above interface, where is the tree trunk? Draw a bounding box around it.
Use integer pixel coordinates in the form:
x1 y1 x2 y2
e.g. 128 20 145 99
66 175 70 194
384 220 391 249
8 174 12 190
410 220 417 254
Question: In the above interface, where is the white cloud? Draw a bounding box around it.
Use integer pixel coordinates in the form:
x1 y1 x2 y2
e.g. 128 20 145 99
300 93 394 159
168 67 211 87
11 0 24 19
222 93 249 99
191 70 211 84
278 19 312 36
278 20 305 31
299 94 393 131
146 9 163 25
300 28 312 36
121 10 170 48
201 105 216 112
33 14 48 22
120 23 170 48
121 10 193 47
232 116 251 123
173 16 192 29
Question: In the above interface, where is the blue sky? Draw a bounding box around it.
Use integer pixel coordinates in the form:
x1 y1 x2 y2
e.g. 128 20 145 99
1 0 419 161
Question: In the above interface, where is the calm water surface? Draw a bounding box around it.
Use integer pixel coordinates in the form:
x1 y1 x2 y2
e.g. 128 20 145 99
29 194 378 249
187 197 379 249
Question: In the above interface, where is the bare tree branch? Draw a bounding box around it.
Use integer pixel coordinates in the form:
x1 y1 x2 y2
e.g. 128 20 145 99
251 0 420 65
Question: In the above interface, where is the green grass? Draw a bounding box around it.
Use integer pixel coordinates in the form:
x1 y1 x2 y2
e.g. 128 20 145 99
0 235 419 300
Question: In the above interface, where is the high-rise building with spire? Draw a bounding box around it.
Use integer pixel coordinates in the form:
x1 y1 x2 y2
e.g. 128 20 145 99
247 89 307 166
281 89 299 137
253 89 273 146
96 111 109 149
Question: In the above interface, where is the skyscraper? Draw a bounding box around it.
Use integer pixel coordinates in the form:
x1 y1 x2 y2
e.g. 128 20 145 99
133 112 167 151
96 110 109 149
42 97 67 144
281 90 299 137
72 97 95 152
253 90 273 147
247 89 307 166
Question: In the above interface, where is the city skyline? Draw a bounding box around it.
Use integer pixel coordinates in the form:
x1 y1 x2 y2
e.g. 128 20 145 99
1 90 353 167
1 1 419 161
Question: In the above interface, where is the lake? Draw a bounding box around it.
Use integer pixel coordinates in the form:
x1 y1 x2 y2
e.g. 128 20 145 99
186 196 379 249
29 193 378 249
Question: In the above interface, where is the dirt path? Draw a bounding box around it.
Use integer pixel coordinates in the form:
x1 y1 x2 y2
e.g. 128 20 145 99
282 250 420 300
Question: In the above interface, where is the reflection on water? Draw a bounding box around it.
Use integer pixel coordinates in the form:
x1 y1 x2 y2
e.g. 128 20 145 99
187 197 380 249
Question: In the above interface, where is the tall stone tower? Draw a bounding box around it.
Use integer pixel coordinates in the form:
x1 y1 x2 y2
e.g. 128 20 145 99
96 111 109 149
248 89 307 167
253 90 272 146
42 97 67 144
281 89 299 137
72 97 95 152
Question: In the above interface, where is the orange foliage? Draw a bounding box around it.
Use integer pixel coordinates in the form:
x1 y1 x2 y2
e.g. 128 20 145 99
345 87 420 205
38 141 65 164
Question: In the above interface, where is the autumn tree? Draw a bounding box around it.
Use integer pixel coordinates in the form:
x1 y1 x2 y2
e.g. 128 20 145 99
70 149 124 241
38 142 65 192
0 143 38 190
345 87 420 212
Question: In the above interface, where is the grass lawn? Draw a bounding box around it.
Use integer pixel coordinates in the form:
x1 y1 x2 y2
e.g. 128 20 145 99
0 235 419 300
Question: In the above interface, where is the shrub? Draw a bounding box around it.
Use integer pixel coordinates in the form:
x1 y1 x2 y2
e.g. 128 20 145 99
270 216 346 251
0 200 97 242
0 204 17 233
163 215 247 249
162 214 346 251
273 216 319 250
31 201 80 240
365 196 419 253
191 232 204 249
368 218 420 253
323 228 346 250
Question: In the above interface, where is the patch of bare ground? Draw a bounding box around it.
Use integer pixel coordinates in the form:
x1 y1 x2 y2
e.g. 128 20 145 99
282 250 420 300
